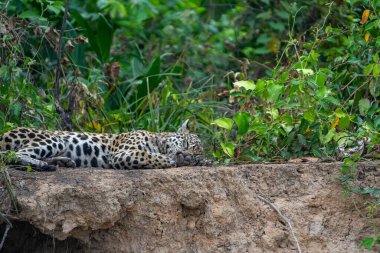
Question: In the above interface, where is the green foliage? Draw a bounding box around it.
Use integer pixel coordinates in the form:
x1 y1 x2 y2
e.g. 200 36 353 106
212 1 380 161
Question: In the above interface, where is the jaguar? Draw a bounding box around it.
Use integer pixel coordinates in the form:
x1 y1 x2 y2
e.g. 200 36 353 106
0 120 207 171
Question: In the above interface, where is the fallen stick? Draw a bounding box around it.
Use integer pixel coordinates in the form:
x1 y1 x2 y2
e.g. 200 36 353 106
257 195 302 253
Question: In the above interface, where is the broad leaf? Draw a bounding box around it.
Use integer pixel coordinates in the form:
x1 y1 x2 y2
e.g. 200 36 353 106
233 112 251 135
321 128 336 144
234 80 255 91
359 98 371 116
72 11 114 63
220 142 234 158
303 108 316 122
316 73 327 86
373 64 380 78
267 83 283 102
212 117 234 131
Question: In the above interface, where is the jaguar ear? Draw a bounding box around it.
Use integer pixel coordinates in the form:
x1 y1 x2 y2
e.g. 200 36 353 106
177 119 190 134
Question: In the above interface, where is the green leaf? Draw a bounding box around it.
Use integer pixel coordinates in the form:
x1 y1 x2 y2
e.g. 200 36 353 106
316 73 327 86
334 108 345 117
255 79 266 97
281 123 293 134
360 188 380 195
256 10 272 19
373 64 380 78
316 85 329 99
19 9 47 23
373 53 379 62
296 69 314 76
369 79 380 98
234 80 255 91
321 128 336 144
72 12 114 62
12 102 22 117
338 116 350 130
340 175 353 183
212 117 234 131
137 56 161 100
220 142 234 158
297 134 306 145
341 164 351 175
269 21 285 31
233 112 250 135
364 64 373 75
279 72 289 83
95 14 114 62
267 83 283 103
359 98 371 116
249 122 267 135
360 237 376 250
47 4 62 15
303 108 317 122
374 116 380 128
254 47 270 55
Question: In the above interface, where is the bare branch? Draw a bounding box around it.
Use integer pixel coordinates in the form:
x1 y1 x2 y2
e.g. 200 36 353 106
257 195 302 253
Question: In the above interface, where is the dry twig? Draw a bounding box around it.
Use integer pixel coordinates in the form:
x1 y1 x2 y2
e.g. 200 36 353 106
257 195 302 253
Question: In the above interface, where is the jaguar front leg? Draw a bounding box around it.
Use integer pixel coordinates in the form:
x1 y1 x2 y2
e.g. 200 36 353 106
110 151 176 170
13 138 69 171
44 156 76 168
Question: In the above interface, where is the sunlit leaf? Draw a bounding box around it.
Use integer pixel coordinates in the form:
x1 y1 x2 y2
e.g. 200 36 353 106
373 64 380 78
316 73 327 86
321 128 336 144
303 108 316 122
296 69 314 76
212 117 234 131
338 116 350 130
220 142 234 158
364 64 373 75
334 109 345 117
234 80 255 91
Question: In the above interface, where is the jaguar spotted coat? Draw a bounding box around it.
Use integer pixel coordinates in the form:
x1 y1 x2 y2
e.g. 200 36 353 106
0 120 205 171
